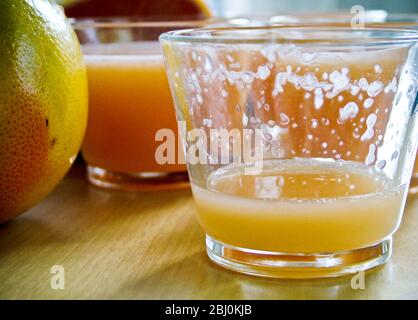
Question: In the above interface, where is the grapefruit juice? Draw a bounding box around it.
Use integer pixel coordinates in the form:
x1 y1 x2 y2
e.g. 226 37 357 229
81 43 187 190
192 159 407 254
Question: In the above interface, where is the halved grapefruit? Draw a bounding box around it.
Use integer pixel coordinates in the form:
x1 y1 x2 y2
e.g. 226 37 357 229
63 0 212 19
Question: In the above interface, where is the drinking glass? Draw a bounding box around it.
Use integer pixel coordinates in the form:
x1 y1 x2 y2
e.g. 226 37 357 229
72 18 217 191
270 12 418 194
267 10 388 24
161 26 418 278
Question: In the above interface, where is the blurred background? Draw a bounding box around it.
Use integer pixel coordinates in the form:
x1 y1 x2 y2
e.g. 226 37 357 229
206 0 418 16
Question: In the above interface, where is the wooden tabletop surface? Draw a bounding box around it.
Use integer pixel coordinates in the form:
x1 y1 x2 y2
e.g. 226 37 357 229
1 165 418 300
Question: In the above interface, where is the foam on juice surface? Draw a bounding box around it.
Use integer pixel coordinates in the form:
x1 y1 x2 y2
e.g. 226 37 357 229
192 159 407 253
84 54 163 65
83 42 164 67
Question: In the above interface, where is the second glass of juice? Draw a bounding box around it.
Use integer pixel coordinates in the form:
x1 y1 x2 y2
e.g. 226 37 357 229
73 19 208 191
161 26 418 278
270 13 418 194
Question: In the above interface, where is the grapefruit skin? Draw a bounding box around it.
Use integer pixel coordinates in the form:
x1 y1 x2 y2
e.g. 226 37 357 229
0 0 88 223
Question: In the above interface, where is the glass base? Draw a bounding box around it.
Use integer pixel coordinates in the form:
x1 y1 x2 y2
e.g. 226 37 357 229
87 165 190 191
409 175 418 194
206 235 392 279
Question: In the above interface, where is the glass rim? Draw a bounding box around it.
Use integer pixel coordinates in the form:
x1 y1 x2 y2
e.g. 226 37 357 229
239 10 387 23
382 13 418 22
69 14 418 31
266 12 418 23
159 26 418 46
70 17 228 29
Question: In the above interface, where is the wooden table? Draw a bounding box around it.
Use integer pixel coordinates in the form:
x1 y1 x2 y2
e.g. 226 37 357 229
1 166 417 300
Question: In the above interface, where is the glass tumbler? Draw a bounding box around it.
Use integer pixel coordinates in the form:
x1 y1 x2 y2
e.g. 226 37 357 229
271 12 418 195
161 26 418 278
72 19 213 191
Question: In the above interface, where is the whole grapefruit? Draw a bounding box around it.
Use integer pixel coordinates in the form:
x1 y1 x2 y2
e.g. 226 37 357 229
0 0 88 223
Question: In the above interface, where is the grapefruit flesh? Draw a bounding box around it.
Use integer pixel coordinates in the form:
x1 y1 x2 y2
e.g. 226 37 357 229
64 0 212 19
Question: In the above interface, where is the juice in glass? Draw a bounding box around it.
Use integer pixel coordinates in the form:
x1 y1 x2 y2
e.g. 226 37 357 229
73 21 190 191
83 45 184 169
269 12 418 195
193 159 406 254
190 50 408 258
